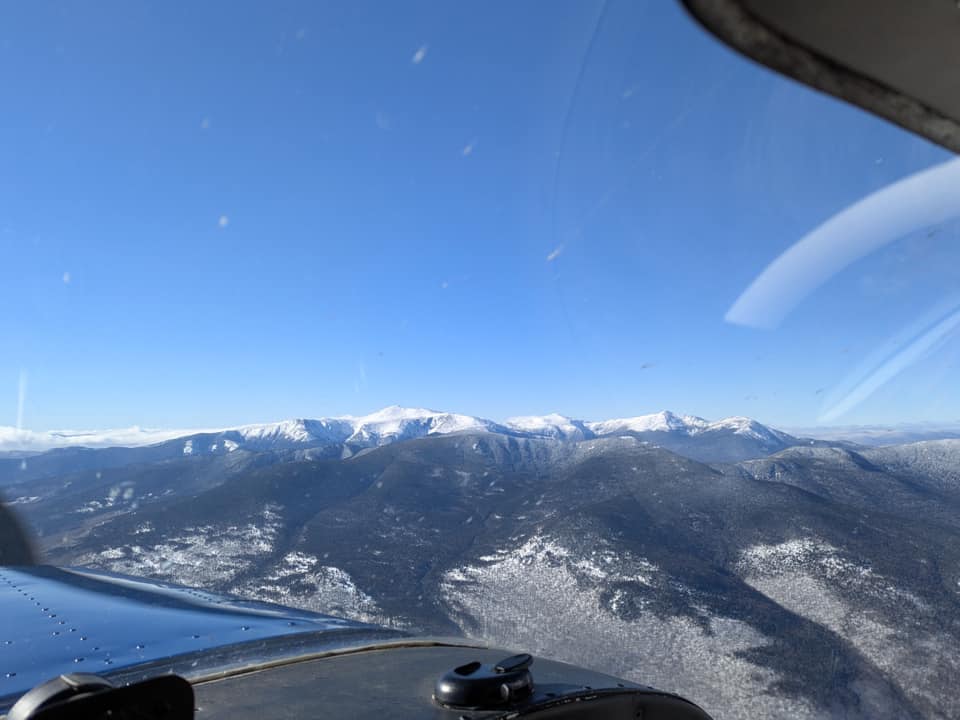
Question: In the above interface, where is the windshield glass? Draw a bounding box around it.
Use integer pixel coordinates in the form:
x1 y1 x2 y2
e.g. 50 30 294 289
2 3 958 719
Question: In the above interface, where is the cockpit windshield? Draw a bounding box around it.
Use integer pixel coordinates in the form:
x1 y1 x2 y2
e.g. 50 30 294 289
2 3 958 719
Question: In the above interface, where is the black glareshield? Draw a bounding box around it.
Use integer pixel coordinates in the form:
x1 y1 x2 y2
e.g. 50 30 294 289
8 674 193 720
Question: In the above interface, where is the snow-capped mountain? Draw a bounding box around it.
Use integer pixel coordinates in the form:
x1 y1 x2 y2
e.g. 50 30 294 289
505 410 798 462
587 409 710 435
339 406 503 446
0 406 802 464
585 411 794 444
209 407 508 456
225 418 355 448
503 413 594 441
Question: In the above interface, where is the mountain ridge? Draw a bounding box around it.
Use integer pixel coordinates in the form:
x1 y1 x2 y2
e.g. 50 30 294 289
25 431 959 719
1 405 793 453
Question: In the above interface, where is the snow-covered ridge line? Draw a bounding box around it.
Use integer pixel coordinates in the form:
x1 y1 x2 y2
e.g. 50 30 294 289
512 410 793 443
0 406 503 453
1 405 790 453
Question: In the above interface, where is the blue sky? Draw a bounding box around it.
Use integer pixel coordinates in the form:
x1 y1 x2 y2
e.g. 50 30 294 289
2 0 958 430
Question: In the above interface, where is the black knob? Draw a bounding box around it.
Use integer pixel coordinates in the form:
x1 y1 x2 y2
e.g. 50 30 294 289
495 653 533 673
434 654 534 709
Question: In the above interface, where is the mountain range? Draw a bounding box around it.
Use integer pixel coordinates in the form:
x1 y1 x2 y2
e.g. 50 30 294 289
1 406 805 473
1 407 959 720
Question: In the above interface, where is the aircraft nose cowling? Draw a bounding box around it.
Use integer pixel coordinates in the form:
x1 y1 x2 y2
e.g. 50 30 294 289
0 565 403 711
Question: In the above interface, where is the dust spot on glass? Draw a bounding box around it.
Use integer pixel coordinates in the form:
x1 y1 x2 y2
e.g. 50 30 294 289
375 112 392 131
200 117 211 130
62 271 71 285
295 28 307 41
411 45 428 64
19 460 26 471
440 280 449 289
218 215 229 229
461 139 476 156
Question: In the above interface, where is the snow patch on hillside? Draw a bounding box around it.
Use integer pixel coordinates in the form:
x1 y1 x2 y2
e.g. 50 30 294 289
740 539 923 606
441 534 822 720
74 504 283 587
863 440 960 492
739 538 958 717
232 551 382 625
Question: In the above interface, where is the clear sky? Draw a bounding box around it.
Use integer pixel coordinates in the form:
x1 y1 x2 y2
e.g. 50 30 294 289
2 0 958 430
